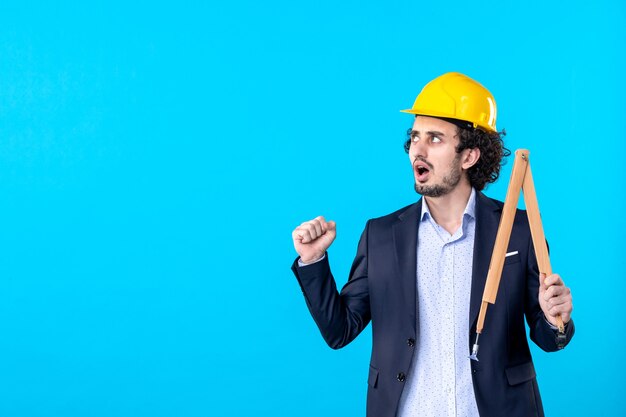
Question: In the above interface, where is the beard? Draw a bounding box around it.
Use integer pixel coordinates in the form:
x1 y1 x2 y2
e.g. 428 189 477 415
414 154 462 197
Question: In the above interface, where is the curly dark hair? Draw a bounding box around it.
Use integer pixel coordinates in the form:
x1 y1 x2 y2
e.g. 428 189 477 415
403 124 510 191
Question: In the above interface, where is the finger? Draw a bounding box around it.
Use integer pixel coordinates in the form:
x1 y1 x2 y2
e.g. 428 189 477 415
549 302 573 319
321 221 337 243
315 215 326 223
543 280 571 301
543 284 568 301
542 273 560 288
563 302 573 322
295 227 314 243
548 295 572 311
546 292 572 309
304 222 323 240
315 216 331 234
292 229 304 242
305 217 325 236
541 274 563 297
544 274 563 287
310 219 323 237
561 311 571 323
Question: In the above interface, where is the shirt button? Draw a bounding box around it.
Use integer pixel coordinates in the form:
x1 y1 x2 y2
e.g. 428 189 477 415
407 338 415 347
397 372 406 382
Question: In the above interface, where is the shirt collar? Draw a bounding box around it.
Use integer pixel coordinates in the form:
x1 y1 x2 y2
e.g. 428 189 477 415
420 187 477 222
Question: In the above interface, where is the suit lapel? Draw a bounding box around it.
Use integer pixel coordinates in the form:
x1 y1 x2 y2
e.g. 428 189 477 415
392 200 421 332
469 191 502 328
390 193 501 331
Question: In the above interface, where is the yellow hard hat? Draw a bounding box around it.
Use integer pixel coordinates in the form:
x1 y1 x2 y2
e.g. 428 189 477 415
401 72 497 133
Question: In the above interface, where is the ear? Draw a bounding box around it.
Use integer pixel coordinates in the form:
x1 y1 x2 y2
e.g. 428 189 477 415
461 148 481 170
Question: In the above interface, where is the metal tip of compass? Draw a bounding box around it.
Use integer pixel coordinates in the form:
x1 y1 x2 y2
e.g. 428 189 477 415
469 333 480 361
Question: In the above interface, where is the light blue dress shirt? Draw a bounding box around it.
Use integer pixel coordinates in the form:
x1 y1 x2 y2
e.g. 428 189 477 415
397 188 480 417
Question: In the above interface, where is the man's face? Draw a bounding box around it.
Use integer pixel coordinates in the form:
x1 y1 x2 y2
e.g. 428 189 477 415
408 116 464 197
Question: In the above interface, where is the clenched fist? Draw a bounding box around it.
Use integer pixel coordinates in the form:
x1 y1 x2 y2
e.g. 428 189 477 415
292 216 336 264
539 273 573 327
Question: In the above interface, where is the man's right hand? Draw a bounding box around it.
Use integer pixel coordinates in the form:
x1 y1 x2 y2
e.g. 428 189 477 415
292 216 337 264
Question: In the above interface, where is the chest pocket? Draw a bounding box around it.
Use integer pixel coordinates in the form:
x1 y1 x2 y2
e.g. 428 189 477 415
504 251 521 266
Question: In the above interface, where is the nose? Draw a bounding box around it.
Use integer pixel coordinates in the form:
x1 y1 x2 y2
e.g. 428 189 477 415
410 139 427 161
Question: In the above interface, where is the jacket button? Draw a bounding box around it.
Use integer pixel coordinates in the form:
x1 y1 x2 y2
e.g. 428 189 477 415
407 338 415 347
397 372 406 382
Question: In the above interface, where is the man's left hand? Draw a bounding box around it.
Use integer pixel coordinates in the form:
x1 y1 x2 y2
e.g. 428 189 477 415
538 273 573 327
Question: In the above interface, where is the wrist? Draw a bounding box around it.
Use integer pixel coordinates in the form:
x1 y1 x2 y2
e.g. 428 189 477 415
300 253 324 265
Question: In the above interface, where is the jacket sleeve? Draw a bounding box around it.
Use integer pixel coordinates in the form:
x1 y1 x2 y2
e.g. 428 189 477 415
524 236 575 352
291 221 371 350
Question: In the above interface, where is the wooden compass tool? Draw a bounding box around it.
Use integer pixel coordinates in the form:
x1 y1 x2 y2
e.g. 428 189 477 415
469 149 566 361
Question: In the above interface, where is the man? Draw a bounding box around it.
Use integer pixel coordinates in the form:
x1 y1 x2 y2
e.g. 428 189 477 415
290 72 574 417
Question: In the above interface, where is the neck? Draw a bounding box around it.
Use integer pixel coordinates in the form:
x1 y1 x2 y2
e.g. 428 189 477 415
423 181 473 233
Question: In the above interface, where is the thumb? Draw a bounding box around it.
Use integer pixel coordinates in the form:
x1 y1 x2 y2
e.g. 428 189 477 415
323 221 337 244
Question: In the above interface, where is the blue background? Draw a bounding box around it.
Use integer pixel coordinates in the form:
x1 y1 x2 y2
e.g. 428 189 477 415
0 1 624 416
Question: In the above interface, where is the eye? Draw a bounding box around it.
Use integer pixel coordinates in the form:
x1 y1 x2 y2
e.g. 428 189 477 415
411 134 419 142
432 136 442 143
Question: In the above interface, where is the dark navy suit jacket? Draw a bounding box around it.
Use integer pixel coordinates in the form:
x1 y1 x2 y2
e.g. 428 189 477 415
292 191 574 417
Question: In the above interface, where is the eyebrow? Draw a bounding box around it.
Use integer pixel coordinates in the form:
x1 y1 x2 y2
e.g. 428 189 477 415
411 130 446 137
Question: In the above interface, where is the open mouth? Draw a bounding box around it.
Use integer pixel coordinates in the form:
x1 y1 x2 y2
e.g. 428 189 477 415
414 162 431 182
